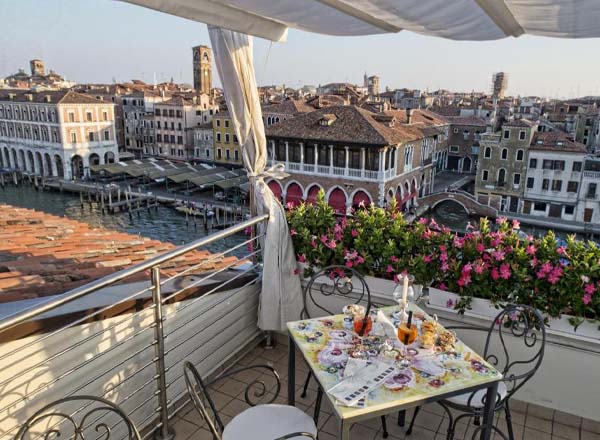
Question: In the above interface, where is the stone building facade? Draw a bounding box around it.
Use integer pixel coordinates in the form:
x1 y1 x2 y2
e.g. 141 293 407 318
475 119 537 212
0 89 118 179
445 116 487 173
264 105 448 212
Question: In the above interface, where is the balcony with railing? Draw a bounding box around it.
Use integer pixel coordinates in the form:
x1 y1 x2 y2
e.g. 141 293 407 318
1 211 599 440
266 159 393 182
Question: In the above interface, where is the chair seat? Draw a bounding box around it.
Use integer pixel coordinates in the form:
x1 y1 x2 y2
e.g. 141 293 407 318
446 381 508 408
223 404 317 440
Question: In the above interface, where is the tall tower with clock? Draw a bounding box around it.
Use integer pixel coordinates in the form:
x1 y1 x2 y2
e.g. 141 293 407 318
192 45 212 94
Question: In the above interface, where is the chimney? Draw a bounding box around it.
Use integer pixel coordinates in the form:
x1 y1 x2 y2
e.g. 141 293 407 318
45 95 52 103
26 93 33 101
406 108 412 124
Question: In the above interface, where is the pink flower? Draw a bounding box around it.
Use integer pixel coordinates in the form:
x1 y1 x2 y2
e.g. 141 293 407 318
386 265 394 273
439 245 447 253
491 268 500 280
499 263 511 280
345 261 354 268
391 255 399 263
476 243 485 253
424 255 433 263
441 226 451 234
473 262 484 275
441 262 449 272
285 202 294 210
310 238 317 249
583 284 595 305
356 256 365 264
418 217 429 225
351 229 359 238
462 263 473 274
429 218 440 230
345 250 358 261
496 217 507 225
457 274 472 287
526 245 537 256
290 229 298 236
547 266 563 284
491 250 505 261
297 254 306 263
453 236 464 249
530 256 538 267
440 252 448 262
512 219 520 230
438 283 448 291
557 246 567 256
490 238 501 247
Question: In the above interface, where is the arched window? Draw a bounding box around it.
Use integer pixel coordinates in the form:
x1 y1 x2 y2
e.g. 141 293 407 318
501 148 508 160
516 149 524 161
484 147 491 159
498 168 506 186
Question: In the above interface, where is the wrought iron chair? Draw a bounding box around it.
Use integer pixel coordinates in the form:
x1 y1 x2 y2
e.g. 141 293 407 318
298 265 392 436
15 395 141 440
406 304 546 440
183 361 317 440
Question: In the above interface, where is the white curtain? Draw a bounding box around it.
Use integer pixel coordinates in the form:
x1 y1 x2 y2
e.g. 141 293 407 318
208 26 303 331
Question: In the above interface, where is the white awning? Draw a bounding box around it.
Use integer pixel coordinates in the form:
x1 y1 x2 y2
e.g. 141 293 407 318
120 0 600 41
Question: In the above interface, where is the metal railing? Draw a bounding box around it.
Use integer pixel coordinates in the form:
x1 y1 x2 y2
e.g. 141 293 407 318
0 214 269 440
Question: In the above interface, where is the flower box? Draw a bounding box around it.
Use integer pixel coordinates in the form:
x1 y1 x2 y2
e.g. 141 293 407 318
297 262 419 301
427 287 501 320
428 287 600 343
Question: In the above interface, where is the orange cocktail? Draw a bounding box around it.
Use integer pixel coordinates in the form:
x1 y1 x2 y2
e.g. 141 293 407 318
353 315 373 336
397 323 418 345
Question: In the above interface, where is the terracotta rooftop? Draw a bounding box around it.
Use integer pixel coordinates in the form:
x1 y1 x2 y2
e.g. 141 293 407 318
262 98 314 115
0 205 237 304
446 116 487 127
0 89 112 105
265 105 446 146
530 131 587 153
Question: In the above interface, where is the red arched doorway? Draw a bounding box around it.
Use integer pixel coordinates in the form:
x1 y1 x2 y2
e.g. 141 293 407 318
285 183 303 207
267 180 283 201
306 185 321 205
352 190 371 209
328 188 346 214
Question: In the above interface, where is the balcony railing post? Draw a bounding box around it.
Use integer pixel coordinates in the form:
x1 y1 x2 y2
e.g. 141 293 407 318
151 266 174 440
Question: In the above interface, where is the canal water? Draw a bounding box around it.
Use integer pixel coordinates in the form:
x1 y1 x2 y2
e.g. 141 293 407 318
0 185 247 256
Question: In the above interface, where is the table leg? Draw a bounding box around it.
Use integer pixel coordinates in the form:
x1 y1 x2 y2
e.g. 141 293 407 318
288 335 296 406
339 419 351 440
480 381 499 440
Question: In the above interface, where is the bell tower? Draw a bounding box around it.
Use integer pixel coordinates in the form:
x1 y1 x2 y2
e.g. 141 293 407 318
192 45 212 94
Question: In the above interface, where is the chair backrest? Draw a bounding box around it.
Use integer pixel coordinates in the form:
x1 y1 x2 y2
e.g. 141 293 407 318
15 395 141 440
183 361 224 440
301 265 372 333
483 304 546 400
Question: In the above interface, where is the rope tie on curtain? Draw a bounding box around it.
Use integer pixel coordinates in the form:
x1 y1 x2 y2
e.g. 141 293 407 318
247 163 289 186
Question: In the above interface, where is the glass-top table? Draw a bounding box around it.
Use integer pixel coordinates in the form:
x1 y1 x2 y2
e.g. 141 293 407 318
287 303 502 440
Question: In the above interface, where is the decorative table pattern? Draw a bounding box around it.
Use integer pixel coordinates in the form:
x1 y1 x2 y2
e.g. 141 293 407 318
287 303 503 423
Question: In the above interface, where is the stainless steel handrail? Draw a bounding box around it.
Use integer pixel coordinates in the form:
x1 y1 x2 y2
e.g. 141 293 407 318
0 214 269 335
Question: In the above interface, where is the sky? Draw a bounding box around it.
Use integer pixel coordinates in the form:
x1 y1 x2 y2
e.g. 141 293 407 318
2 0 600 99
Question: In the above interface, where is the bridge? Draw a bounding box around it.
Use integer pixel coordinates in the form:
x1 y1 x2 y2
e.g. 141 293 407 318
418 190 498 217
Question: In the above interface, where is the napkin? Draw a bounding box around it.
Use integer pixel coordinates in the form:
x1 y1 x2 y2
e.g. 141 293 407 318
412 358 446 377
376 310 398 341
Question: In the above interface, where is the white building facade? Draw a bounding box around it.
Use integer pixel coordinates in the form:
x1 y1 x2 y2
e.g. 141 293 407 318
0 90 118 179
